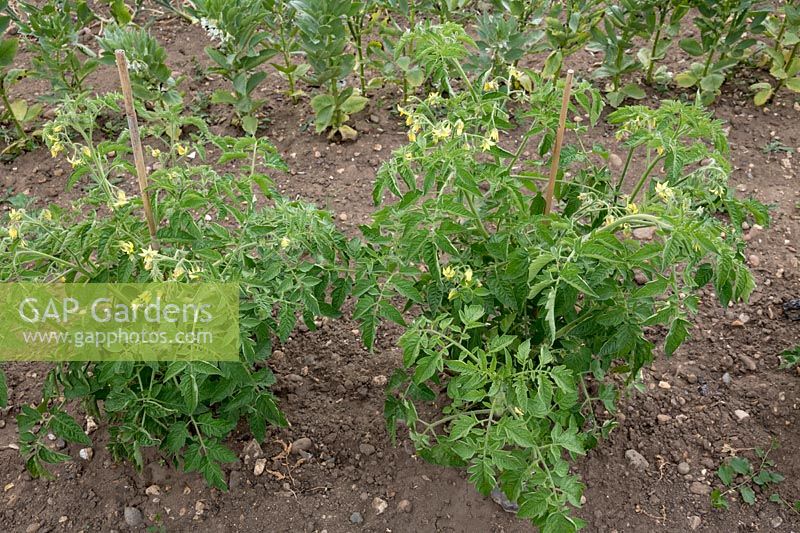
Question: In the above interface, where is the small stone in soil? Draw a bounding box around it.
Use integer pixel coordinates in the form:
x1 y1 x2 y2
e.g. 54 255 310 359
658 380 671 390
254 458 267 476
397 499 412 513
734 409 750 421
771 516 783 528
359 443 376 456
678 462 691 475
124 506 144 527
657 414 672 424
625 449 649 470
291 437 313 454
371 497 388 515
490 487 519 513
722 372 732 385
350 512 364 524
748 254 761 267
688 515 702 530
689 482 711 496
79 447 93 461
632 227 656 241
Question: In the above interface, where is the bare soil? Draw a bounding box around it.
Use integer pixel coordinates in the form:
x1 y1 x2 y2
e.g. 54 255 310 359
1 6 799 533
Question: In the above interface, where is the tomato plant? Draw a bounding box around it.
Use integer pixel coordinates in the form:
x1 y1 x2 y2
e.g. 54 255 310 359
1 94 354 489
353 25 766 530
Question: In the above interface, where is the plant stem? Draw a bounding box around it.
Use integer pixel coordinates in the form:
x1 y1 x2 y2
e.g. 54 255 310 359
544 69 574 215
645 10 664 85
614 145 635 198
629 155 664 202
0 82 27 140
777 42 799 92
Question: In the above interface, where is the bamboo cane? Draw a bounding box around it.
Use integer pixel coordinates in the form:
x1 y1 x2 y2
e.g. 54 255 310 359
544 69 574 215
115 49 159 250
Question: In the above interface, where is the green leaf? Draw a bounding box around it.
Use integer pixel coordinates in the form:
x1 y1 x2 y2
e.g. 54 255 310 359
739 485 756 505
717 464 734 486
0 369 6 408
729 457 751 475
664 317 690 356
0 37 18 68
620 84 646 99
50 411 91 445
679 38 704 57
785 77 800 92
711 488 729 509
340 95 368 114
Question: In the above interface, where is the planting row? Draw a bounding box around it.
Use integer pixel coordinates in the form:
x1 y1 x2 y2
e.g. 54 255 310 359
1 0 799 153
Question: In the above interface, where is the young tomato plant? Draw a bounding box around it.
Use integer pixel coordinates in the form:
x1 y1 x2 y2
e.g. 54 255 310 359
13 0 98 98
752 2 800 105
2 94 353 489
354 30 764 530
292 0 368 139
192 0 276 129
676 0 768 104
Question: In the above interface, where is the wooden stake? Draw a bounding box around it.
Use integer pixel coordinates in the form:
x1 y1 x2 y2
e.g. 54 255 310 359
544 69 574 215
115 49 159 250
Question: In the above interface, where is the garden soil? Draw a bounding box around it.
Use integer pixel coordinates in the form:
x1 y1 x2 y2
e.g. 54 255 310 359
1 8 799 533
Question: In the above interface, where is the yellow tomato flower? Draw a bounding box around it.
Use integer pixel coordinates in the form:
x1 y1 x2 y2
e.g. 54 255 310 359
432 123 451 142
397 105 409 117
448 288 459 301
9 209 24 222
188 266 203 280
408 130 417 142
626 202 639 215
113 190 129 209
489 128 499 142
119 241 135 256
443 265 456 280
464 268 473 283
655 181 674 202
149 147 162 158
41 209 52 221
139 246 158 270
280 236 291 249
454 119 464 136
171 265 185 280
50 142 64 158
176 144 188 156
81 146 91 157
481 139 495 152
483 79 498 92
8 226 19 239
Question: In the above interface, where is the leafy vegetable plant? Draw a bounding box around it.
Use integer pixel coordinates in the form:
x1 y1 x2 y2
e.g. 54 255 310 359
98 25 182 106
262 0 308 103
292 0 368 139
1 94 353 489
539 0 605 78
751 2 800 105
639 0 689 85
0 0 41 154
711 444 786 509
14 0 98 98
192 0 276 129
676 0 768 104
354 24 764 530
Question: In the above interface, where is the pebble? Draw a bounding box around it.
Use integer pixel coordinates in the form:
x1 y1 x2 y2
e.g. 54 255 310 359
25 523 41 533
678 462 691 475
338 212 348 221
739 354 757 371
722 372 732 385
609 153 623 168
734 409 750 421
372 375 387 386
490 487 520 513
145 485 161 497
359 443 376 456
658 380 671 390
772 516 783 528
632 227 656 241
371 497 388 515
397 499 412 513
625 449 649 470
686 373 698 384
373 144 382 152
657 414 672 424
748 254 761 267
291 437 313 454
634 271 648 285
689 481 711 496
688 515 702 530
350 512 363 524
79 448 93 461
124 506 144 527
253 458 267 476
85 416 98 434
